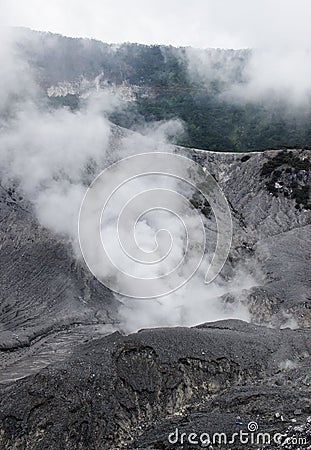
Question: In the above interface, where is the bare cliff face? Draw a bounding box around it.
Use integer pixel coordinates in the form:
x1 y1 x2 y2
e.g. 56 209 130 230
0 144 310 449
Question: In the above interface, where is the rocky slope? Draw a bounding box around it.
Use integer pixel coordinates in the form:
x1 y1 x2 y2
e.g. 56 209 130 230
0 184 118 383
0 145 310 448
0 320 310 449
186 147 311 327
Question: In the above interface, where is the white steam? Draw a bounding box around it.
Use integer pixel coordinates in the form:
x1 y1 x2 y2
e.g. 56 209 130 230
0 29 255 332
232 48 311 105
183 46 311 105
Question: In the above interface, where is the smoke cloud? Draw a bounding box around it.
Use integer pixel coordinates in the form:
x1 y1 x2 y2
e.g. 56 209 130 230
183 45 311 106
234 48 311 105
0 29 256 332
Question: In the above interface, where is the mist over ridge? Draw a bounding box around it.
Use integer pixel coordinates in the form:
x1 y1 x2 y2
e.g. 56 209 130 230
6 26 311 153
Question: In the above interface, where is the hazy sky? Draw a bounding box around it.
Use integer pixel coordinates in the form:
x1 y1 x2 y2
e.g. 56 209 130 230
2 0 311 48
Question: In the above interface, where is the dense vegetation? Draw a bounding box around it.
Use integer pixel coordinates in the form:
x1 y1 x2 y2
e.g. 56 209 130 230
18 29 311 152
107 45 311 151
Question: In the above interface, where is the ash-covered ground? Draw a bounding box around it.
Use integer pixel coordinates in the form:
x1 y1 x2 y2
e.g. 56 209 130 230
0 144 310 449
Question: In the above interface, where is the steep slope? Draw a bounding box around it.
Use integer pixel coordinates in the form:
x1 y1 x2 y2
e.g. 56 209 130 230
12 27 311 152
0 184 118 383
186 147 311 326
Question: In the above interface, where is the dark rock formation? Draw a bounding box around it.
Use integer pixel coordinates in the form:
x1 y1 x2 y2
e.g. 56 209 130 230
0 320 310 449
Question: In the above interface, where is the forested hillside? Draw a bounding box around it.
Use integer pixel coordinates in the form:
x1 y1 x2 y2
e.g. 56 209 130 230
17 28 311 152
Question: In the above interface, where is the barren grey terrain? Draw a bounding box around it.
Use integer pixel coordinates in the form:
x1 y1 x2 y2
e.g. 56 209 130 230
0 143 310 449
